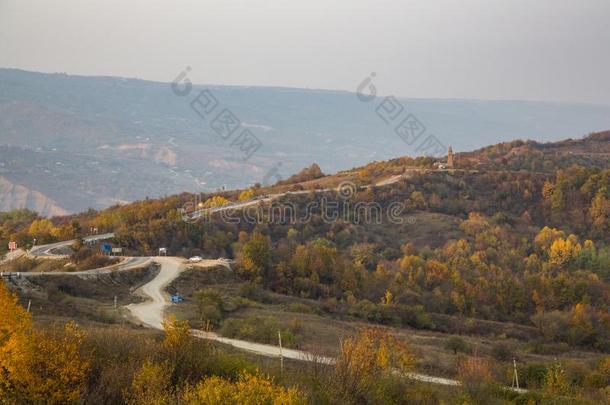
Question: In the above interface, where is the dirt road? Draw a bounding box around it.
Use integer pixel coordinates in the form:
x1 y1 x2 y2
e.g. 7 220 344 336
126 257 225 329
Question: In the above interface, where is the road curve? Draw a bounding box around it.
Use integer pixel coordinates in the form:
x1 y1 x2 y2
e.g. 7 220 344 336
126 257 226 329
28 233 115 258
127 257 186 329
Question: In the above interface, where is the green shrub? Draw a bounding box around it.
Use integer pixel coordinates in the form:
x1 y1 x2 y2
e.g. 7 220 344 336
522 363 548 389
398 304 435 329
220 316 297 347
444 336 471 355
238 282 271 303
194 288 224 325
491 341 515 362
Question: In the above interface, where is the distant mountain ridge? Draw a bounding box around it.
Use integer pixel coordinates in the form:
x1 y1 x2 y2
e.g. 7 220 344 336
1 68 610 216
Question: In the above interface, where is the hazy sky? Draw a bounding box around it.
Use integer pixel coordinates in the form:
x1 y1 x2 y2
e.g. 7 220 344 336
1 0 609 105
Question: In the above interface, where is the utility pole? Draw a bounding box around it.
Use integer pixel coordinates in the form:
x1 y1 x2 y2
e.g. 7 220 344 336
114 295 117 310
26 299 31 313
278 330 284 373
512 358 520 390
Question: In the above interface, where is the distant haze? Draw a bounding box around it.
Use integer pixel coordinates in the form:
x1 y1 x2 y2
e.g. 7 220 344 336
1 0 609 105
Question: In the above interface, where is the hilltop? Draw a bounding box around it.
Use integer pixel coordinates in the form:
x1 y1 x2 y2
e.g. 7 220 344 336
458 130 610 171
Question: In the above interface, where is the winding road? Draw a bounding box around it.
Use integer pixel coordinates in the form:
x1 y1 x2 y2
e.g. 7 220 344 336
127 256 188 328
126 256 337 364
125 256 526 392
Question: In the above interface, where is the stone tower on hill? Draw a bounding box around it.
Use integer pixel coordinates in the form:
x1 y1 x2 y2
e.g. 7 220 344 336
447 146 454 168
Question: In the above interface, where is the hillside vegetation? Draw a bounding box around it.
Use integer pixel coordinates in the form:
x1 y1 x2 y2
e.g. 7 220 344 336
1 132 610 403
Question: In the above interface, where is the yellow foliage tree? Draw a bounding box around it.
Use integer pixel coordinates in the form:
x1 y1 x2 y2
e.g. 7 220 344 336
11 322 89 403
569 303 595 345
199 196 231 209
0 281 32 396
162 316 193 352
161 315 203 385
0 282 89 403
182 372 305 405
589 192 610 233
238 188 256 201
381 289 394 306
28 219 58 243
459 212 489 236
543 362 571 397
125 359 173 405
534 226 565 252
548 237 581 268
239 232 272 280
332 328 415 400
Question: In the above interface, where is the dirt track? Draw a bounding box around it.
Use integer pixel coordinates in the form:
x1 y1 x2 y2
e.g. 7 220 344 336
126 257 220 329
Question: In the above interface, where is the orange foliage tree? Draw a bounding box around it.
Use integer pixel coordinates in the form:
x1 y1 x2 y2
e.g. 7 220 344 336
0 281 90 403
332 328 415 402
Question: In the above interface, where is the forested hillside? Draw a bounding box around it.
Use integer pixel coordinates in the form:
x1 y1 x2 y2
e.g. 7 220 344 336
2 132 610 403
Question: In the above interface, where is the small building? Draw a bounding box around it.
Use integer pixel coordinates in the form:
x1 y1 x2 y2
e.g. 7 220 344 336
447 146 454 169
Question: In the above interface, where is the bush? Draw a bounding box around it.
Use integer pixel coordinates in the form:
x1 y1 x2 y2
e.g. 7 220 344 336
457 357 495 402
182 372 306 404
220 316 297 347
444 336 471 355
238 282 270 303
491 342 515 362
398 304 435 329
194 288 224 326
522 364 548 389
329 328 416 404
